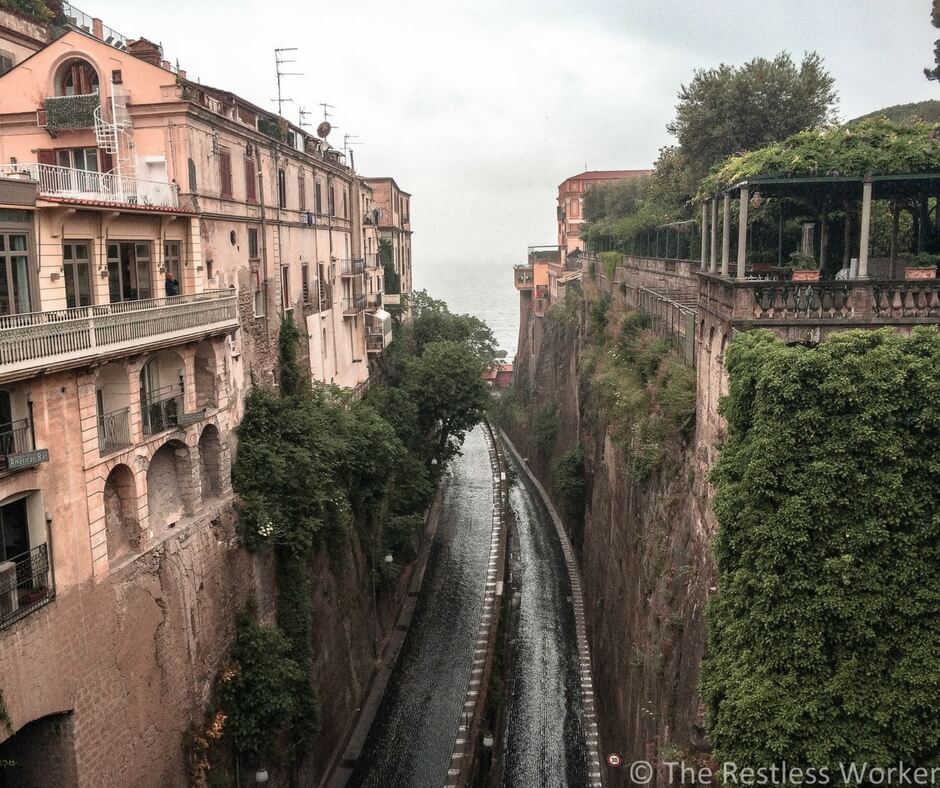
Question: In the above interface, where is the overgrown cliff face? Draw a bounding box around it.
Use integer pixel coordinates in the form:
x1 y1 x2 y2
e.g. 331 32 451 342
501 280 715 785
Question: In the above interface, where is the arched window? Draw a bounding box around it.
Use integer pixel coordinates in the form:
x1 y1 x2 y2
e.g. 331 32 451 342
57 59 99 96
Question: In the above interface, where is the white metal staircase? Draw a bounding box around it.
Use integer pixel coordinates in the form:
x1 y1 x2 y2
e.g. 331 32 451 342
94 81 132 178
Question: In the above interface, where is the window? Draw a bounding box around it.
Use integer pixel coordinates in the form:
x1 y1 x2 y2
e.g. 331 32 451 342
318 262 329 310
342 190 347 219
301 263 310 304
328 185 335 217
248 227 259 260
315 181 323 215
187 158 197 193
218 148 233 199
277 169 287 209
164 241 182 295
106 242 152 303
62 241 92 308
56 148 98 172
281 264 290 309
0 233 31 316
111 69 122 85
58 58 99 96
245 156 256 203
298 173 306 212
0 51 13 76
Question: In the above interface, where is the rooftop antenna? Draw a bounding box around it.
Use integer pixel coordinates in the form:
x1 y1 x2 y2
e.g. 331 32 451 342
319 102 334 123
298 106 313 128
343 133 361 156
273 47 302 117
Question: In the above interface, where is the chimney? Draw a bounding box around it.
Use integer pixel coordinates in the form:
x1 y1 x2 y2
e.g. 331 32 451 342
127 38 162 66
92 18 103 40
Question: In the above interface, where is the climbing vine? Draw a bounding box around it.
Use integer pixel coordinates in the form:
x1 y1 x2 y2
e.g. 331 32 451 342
702 327 940 770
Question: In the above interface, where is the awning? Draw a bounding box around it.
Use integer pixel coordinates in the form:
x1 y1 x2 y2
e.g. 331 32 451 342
370 308 391 323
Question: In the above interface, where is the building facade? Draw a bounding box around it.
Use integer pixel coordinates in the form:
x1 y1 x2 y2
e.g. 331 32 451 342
557 169 651 256
0 10 406 785
366 177 412 302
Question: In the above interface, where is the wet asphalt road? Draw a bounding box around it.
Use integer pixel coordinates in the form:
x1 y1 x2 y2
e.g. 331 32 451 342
349 425 494 788
501 446 588 787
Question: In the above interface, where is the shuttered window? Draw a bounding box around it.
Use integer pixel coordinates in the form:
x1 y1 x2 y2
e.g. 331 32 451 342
245 156 256 203
219 148 233 199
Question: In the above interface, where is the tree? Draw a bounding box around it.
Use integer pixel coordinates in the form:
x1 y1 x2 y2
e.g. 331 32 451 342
409 290 498 363
926 0 940 80
667 52 838 184
380 239 400 295
404 340 489 463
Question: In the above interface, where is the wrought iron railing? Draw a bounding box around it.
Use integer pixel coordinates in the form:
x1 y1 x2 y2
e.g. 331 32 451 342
0 418 33 456
0 290 238 379
142 384 184 435
366 332 385 352
338 258 366 276
0 543 54 631
0 163 179 209
98 407 131 454
342 294 366 314
631 285 697 368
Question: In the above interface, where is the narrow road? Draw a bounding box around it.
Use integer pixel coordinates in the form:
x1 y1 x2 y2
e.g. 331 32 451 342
349 425 494 788
501 443 589 787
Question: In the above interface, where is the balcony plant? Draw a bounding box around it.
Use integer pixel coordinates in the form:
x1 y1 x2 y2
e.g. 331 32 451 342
788 251 820 282
43 93 100 130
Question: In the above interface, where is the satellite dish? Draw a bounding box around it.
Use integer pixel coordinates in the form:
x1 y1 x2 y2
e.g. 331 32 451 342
317 121 332 139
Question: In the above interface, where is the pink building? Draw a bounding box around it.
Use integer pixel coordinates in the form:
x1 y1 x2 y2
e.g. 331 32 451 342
557 169 651 255
366 177 413 303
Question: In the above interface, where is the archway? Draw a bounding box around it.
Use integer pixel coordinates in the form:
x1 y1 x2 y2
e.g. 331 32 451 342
198 424 223 499
103 464 138 560
146 440 195 532
140 351 185 435
55 58 99 96
194 341 217 410
96 363 131 453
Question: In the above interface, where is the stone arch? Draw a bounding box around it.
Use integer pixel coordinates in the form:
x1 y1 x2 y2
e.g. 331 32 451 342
103 464 139 560
198 424 223 499
140 350 185 435
96 363 131 453
194 341 217 410
146 440 196 532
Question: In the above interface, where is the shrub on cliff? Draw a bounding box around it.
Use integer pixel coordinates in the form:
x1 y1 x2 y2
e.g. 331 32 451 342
552 444 585 528
702 327 940 770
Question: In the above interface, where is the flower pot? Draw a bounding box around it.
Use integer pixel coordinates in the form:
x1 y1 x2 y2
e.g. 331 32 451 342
791 270 820 282
904 266 937 280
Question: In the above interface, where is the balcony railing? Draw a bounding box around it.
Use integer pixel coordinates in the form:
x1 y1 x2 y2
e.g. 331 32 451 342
0 418 33 456
98 407 131 454
366 332 385 353
0 290 238 383
0 543 54 631
339 258 366 277
366 292 383 309
142 384 184 436
318 285 332 313
0 163 179 209
343 294 366 315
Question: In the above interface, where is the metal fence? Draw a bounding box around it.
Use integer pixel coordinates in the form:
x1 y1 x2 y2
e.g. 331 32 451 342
630 285 697 368
0 542 54 631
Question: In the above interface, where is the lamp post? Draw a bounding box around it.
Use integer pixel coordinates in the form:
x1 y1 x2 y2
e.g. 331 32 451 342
371 533 394 659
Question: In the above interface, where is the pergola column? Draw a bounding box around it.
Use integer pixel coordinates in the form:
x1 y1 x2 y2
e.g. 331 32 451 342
858 177 873 279
721 192 731 276
700 202 708 266
710 198 718 272
736 186 749 279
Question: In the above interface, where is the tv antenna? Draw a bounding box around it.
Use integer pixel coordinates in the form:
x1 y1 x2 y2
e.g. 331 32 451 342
343 133 362 156
273 48 302 116
298 106 313 128
319 102 334 123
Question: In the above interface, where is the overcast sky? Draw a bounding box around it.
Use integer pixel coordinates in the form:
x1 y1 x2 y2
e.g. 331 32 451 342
87 0 938 271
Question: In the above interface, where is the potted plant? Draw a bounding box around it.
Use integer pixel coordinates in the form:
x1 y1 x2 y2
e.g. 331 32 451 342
788 251 820 282
903 252 939 280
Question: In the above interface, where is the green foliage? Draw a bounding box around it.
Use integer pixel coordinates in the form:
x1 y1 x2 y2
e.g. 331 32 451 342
599 251 621 279
789 250 818 270
532 402 559 452
409 290 498 363
277 315 304 397
582 177 651 223
850 100 940 126
700 118 940 200
380 240 401 295
220 617 303 762
926 0 940 81
702 327 940 771
670 52 837 186
44 93 98 130
588 295 611 343
0 0 55 21
552 444 585 527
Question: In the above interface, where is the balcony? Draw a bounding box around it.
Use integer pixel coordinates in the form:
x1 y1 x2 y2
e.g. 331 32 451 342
366 292 383 309
142 384 185 436
0 543 54 631
0 163 179 209
98 407 131 454
40 93 99 130
0 418 47 473
339 258 366 277
514 264 534 290
366 332 386 353
0 290 238 384
365 253 379 270
343 294 366 315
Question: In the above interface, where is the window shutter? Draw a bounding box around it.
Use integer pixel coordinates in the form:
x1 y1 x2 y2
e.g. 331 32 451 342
219 150 233 198
37 149 56 166
245 157 256 203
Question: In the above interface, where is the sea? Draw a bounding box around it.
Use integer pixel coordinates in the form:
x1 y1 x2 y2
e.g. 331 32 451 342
414 258 520 362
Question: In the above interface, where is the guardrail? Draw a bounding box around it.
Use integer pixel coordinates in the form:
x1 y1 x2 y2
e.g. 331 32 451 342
0 290 238 381
98 407 131 454
630 285 697 368
0 163 179 209
342 294 366 315
0 543 54 631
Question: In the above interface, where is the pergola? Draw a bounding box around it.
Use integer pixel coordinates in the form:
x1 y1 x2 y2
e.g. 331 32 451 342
699 172 940 279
